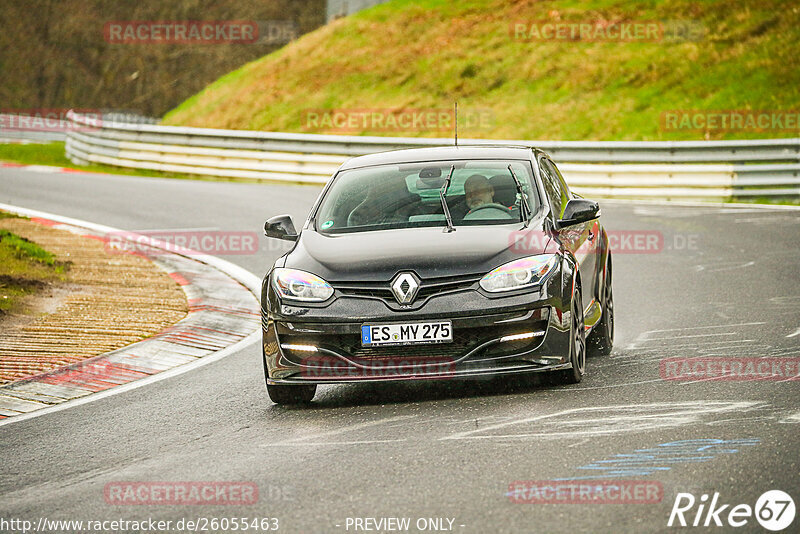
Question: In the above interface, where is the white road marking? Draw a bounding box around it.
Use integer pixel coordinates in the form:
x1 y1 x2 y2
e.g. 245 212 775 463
439 401 759 441
707 416 777 426
626 322 765 350
566 438 591 449
23 165 63 173
260 415 415 447
770 296 800 306
698 339 756 345
786 327 800 338
676 376 737 385
645 332 736 341
640 322 766 335
735 216 800 224
264 439 406 446
606 197 800 212
634 207 769 217
695 260 755 273
779 412 800 423
554 378 665 390
130 226 221 232
777 375 800 383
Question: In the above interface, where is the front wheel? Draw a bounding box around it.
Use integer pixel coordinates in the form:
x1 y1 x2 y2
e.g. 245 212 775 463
587 260 614 356
552 288 586 385
267 383 316 405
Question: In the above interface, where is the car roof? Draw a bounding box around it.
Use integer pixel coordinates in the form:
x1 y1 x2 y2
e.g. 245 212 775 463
338 145 545 170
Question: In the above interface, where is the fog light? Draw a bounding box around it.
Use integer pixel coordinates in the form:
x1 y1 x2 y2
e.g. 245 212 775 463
500 331 545 343
280 343 318 352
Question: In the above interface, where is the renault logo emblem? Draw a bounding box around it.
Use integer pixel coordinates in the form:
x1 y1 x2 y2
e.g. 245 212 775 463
391 272 420 304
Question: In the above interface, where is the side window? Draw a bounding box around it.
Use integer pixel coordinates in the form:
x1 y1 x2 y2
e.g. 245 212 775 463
539 158 565 217
548 159 572 199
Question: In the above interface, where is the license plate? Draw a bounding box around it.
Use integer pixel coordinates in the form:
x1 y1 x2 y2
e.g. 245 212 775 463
361 321 453 346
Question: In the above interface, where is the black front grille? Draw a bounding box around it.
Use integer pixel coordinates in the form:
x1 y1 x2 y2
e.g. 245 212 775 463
331 273 482 304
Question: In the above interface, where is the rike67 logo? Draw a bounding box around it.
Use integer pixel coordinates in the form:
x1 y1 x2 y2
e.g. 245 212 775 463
668 490 795 531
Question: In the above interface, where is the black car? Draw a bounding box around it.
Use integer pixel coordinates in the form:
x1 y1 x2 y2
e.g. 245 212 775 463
261 146 613 404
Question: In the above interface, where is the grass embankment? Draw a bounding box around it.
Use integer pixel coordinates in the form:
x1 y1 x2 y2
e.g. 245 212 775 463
162 0 800 141
0 212 69 314
0 143 75 168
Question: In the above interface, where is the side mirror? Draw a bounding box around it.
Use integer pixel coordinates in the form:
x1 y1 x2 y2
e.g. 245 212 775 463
264 214 298 241
557 199 600 227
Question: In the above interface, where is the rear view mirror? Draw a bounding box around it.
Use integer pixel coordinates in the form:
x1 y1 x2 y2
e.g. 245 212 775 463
264 214 298 241
417 167 445 188
419 167 442 179
557 199 600 227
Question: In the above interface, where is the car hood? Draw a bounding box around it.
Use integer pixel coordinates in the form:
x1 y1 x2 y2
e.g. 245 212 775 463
283 223 557 281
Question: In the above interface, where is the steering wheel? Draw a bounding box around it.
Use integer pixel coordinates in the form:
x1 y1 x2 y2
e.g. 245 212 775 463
463 203 515 220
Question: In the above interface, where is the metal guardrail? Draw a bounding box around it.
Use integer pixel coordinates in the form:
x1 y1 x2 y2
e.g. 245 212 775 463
65 111 800 200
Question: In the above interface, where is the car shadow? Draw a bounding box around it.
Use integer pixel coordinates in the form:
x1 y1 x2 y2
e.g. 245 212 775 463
269 373 571 411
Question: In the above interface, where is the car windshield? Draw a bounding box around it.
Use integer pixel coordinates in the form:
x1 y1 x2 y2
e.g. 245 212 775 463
315 159 539 233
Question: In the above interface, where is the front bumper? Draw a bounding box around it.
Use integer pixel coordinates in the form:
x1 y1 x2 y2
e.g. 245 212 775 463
262 267 574 384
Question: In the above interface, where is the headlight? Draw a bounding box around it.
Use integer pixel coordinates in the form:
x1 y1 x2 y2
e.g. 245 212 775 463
272 268 334 302
479 255 558 293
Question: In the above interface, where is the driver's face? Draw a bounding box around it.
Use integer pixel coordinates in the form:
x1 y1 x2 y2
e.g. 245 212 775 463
465 185 494 210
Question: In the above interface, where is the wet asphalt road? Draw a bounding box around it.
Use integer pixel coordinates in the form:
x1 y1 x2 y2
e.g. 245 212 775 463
1 168 798 533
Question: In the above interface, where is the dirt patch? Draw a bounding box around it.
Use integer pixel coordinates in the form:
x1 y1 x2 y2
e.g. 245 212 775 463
0 274 49 291
0 282 80 330
0 217 189 385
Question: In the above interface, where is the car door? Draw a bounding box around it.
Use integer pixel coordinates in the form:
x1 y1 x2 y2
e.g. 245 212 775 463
539 157 597 313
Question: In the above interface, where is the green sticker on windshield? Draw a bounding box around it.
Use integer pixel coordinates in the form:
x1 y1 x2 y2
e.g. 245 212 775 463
321 220 334 229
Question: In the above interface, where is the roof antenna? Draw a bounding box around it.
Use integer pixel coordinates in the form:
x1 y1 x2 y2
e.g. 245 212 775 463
454 101 458 146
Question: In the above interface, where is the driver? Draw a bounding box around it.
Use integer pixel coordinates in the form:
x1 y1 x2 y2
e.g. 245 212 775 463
464 174 496 211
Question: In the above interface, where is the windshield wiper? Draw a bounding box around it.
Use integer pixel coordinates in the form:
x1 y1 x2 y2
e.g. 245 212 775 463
507 164 532 226
440 165 456 233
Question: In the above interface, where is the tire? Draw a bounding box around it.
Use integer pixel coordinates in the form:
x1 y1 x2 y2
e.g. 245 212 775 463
587 259 614 357
262 343 316 404
267 383 316 405
552 287 586 385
